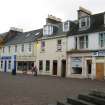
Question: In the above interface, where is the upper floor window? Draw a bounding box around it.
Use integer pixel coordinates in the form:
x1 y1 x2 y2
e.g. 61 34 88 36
2 47 4 53
29 43 32 52
8 46 11 53
21 44 24 52
43 25 53 36
79 35 88 49
99 33 105 48
41 40 45 51
79 17 90 30
15 45 17 52
57 39 62 51
63 21 70 32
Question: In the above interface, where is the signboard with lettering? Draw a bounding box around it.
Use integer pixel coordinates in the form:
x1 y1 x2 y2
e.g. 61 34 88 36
92 51 105 56
71 57 82 67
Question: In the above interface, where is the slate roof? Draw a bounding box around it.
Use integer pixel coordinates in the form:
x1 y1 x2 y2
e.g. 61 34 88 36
5 29 43 45
68 12 105 36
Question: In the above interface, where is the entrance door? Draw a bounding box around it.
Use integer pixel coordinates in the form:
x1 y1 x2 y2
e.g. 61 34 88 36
53 60 57 75
61 60 66 77
87 60 92 78
96 63 104 80
4 60 7 72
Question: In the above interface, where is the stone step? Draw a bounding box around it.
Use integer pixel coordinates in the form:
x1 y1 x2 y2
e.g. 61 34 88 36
89 90 105 99
67 97 95 105
78 94 105 105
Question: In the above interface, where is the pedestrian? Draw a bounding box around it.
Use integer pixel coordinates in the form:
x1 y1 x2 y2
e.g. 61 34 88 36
32 65 37 76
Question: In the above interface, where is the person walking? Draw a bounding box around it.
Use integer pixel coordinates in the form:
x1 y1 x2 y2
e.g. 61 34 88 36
32 65 37 76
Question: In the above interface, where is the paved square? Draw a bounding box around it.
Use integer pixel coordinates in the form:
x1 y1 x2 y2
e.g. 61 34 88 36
0 72 105 105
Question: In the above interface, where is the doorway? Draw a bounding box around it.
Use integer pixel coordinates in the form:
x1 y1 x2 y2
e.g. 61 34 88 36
87 60 92 78
61 60 66 77
96 63 104 80
4 60 7 72
53 60 57 75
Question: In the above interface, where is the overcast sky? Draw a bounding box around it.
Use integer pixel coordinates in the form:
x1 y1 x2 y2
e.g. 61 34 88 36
0 0 105 33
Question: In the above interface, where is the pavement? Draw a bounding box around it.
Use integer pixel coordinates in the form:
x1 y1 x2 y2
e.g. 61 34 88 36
0 72 105 105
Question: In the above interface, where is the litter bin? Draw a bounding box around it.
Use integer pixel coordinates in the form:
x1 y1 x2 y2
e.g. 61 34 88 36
12 69 16 75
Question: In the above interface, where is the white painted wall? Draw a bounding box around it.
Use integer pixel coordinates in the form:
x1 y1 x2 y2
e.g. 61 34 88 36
67 36 75 51
67 32 101 51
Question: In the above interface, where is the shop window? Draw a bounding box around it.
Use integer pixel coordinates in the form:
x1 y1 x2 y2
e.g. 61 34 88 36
8 61 11 69
72 67 82 74
46 60 50 71
1 61 3 69
39 60 43 71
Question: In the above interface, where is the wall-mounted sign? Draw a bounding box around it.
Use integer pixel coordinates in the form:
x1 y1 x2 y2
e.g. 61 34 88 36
71 57 82 67
92 51 105 56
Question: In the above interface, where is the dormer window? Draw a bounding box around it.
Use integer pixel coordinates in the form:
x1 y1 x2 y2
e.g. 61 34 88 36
63 21 70 32
79 16 90 31
43 25 53 36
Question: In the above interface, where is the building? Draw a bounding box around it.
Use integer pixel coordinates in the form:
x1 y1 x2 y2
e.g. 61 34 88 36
67 7 105 80
0 28 43 73
36 15 76 77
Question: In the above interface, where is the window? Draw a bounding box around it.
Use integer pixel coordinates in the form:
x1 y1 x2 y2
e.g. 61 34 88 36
2 47 4 53
1 61 3 69
39 60 43 71
43 25 53 36
41 41 45 51
15 45 17 52
21 44 24 52
79 17 90 30
8 46 11 53
46 60 50 71
57 40 62 51
8 61 11 69
63 21 69 32
29 43 32 52
71 57 82 74
79 35 88 49
99 33 105 48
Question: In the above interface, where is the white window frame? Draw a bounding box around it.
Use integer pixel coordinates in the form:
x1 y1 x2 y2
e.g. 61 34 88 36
99 32 105 48
21 44 24 52
57 39 62 51
79 16 90 30
78 35 88 49
29 43 32 52
63 21 70 32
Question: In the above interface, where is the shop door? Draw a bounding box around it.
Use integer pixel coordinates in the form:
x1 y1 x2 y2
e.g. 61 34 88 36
87 60 92 78
96 63 104 80
4 61 7 72
61 60 66 77
53 60 57 75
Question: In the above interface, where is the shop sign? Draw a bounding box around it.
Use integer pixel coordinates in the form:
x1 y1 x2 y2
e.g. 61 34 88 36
1 56 11 60
93 51 105 56
71 57 82 67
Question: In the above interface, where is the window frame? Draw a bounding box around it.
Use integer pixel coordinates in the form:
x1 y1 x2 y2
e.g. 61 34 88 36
46 60 50 71
57 39 62 51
